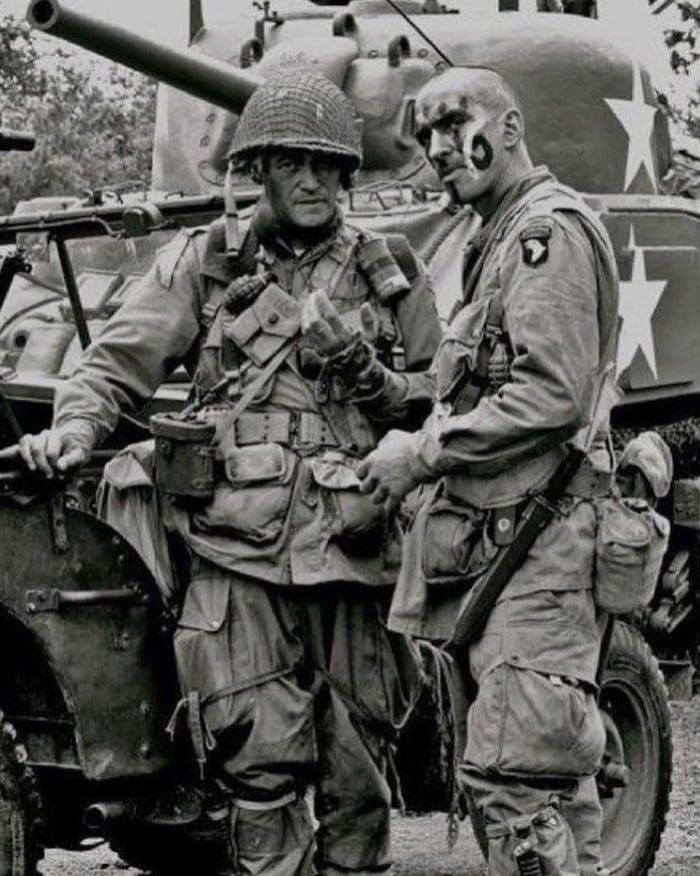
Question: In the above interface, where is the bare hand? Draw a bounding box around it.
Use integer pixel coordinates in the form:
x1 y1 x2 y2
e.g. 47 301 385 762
14 427 91 478
357 430 426 512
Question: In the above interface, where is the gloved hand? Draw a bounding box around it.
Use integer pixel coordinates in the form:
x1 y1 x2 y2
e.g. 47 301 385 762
301 290 393 402
300 290 354 357
12 421 95 478
357 429 437 512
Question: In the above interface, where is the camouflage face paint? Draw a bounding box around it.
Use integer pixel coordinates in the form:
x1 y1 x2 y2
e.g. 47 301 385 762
470 134 493 171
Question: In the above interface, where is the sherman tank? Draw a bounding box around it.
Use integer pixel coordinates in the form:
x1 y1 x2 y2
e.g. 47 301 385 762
0 0 688 873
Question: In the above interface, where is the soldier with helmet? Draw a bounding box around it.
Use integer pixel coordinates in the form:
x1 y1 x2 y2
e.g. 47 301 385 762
10 69 441 875
358 66 620 875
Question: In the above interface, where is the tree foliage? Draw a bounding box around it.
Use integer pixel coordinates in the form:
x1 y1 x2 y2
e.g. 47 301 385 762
661 1 700 138
0 14 156 215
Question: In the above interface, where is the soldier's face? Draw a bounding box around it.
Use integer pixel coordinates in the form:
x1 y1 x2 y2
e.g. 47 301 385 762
263 148 342 231
416 88 505 207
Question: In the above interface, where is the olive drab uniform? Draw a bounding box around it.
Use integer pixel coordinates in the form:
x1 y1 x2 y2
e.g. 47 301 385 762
54 207 441 876
389 167 619 876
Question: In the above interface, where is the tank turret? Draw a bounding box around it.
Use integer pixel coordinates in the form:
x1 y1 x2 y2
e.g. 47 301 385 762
27 0 671 197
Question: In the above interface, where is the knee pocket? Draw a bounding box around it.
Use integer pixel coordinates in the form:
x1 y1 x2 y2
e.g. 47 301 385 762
487 807 578 876
466 664 606 778
174 576 311 747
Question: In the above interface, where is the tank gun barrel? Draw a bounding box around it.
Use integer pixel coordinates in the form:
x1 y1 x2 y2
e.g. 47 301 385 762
0 129 36 152
26 0 262 116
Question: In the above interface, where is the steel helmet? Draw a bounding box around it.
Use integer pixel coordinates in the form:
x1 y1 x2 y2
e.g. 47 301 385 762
228 68 362 170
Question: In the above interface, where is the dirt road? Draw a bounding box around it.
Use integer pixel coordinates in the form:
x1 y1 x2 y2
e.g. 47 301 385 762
40 701 699 875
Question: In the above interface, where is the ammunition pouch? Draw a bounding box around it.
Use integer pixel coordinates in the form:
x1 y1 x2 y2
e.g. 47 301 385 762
415 457 612 591
593 496 669 614
193 444 298 544
412 483 493 587
150 414 216 499
222 281 300 367
307 452 387 554
228 410 338 451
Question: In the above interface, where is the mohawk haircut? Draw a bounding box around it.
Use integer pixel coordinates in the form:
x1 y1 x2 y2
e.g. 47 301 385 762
418 66 524 120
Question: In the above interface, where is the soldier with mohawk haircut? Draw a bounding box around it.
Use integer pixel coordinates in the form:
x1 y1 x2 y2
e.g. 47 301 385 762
359 66 620 876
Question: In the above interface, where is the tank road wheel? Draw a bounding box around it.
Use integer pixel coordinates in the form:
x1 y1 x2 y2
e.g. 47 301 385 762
0 716 44 876
597 621 672 875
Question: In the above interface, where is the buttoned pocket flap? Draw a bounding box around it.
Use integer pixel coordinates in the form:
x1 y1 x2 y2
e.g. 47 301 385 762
307 455 361 490
251 283 301 339
224 307 260 347
178 576 229 633
594 498 670 613
225 443 289 485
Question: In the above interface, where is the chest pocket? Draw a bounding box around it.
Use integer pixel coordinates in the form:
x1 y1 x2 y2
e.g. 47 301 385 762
222 282 301 367
436 295 493 405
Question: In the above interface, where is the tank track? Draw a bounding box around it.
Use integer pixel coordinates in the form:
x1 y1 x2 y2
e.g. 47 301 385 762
613 416 700 479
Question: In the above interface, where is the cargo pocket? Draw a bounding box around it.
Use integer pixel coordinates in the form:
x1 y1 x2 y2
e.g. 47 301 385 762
594 497 669 614
192 443 297 544
307 453 386 555
174 576 238 734
419 487 489 586
466 664 606 778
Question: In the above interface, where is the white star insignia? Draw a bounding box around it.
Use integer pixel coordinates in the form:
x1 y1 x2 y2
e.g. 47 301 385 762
605 64 658 193
616 227 667 379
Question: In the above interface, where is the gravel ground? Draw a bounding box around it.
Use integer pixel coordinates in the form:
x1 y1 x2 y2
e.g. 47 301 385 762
39 701 699 876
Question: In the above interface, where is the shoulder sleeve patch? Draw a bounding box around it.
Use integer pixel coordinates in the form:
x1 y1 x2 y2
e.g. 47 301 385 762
519 220 553 268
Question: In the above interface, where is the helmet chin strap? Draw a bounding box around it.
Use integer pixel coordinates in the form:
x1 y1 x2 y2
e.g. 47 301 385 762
224 162 241 259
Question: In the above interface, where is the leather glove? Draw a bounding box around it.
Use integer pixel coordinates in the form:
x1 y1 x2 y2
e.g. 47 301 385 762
301 290 396 402
300 290 354 357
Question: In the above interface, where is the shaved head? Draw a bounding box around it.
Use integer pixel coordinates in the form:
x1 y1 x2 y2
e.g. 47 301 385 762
413 66 532 216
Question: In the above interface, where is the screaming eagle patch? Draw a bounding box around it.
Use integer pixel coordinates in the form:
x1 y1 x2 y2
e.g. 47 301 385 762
519 222 552 268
